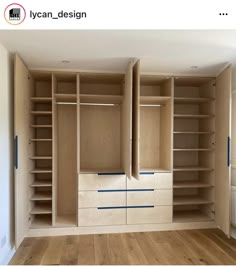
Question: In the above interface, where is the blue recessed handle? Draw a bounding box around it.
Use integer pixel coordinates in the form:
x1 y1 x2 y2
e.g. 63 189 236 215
227 136 230 167
97 189 154 192
97 172 125 175
14 136 18 170
139 172 154 175
97 205 154 210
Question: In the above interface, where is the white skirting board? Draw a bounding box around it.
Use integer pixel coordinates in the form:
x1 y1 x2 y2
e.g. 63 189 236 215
27 221 217 237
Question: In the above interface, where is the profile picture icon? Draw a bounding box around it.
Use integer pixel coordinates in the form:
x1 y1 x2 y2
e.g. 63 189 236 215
4 3 26 25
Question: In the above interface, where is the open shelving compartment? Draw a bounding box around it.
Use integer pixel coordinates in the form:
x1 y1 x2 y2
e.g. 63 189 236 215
173 77 216 223
53 73 78 227
79 73 127 174
29 72 53 228
139 75 172 172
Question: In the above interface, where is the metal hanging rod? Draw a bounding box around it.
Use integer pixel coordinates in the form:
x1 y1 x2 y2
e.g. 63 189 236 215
140 104 162 107
56 102 119 106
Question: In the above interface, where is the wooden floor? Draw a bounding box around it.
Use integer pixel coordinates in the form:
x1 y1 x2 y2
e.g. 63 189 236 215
10 229 236 265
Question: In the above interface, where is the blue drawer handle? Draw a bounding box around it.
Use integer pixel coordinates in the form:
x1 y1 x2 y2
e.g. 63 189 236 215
97 189 154 192
140 172 154 175
97 189 126 192
97 205 154 210
227 136 231 167
14 136 18 169
97 172 125 175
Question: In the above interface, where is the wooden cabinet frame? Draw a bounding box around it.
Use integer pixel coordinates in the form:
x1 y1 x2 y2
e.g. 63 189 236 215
14 54 232 248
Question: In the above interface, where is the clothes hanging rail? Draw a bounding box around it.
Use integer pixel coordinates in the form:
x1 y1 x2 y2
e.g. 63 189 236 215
56 102 119 106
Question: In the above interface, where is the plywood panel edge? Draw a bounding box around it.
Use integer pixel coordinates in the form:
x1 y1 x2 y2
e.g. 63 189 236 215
76 73 80 226
132 60 140 179
122 62 133 178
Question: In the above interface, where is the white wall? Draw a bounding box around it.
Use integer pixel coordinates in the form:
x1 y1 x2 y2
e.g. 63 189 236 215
0 43 14 264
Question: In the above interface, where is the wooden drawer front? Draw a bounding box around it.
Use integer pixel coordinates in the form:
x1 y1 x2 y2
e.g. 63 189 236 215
79 191 126 208
127 173 172 189
156 173 172 189
127 206 172 224
127 190 172 206
79 174 126 191
79 208 126 226
127 175 156 189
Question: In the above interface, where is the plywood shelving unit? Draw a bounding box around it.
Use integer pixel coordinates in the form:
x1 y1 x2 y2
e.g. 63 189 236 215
29 72 53 228
173 77 216 223
14 54 232 247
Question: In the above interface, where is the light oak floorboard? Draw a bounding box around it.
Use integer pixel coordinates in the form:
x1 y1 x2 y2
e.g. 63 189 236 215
9 229 236 265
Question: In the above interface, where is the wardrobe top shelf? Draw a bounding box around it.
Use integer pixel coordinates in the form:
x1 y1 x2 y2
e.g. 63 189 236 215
140 96 171 105
80 94 123 104
174 97 215 103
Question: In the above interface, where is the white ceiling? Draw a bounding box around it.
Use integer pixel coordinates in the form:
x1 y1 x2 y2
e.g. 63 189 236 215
1 30 236 78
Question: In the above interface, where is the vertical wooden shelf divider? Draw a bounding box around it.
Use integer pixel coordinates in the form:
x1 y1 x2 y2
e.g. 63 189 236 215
76 73 80 226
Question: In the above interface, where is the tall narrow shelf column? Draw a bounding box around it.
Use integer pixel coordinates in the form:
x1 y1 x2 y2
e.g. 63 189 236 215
173 77 216 223
53 73 78 227
29 72 53 228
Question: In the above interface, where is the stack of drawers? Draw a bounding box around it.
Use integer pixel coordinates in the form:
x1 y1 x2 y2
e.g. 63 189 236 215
78 173 127 226
78 172 172 226
127 172 173 224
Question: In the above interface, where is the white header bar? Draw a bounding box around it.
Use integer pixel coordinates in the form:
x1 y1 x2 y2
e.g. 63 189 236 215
0 0 235 29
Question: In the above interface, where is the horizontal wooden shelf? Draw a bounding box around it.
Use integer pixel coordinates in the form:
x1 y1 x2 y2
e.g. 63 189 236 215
31 125 52 128
173 210 214 223
174 166 213 172
80 168 124 174
174 97 215 104
174 114 215 119
30 156 53 160
30 97 52 102
31 181 52 187
55 94 77 102
140 168 171 173
140 96 171 105
30 216 52 229
30 192 52 201
80 94 123 104
31 111 52 116
174 148 214 152
174 131 215 135
173 181 214 188
30 206 52 214
30 139 52 142
173 196 213 205
30 169 52 174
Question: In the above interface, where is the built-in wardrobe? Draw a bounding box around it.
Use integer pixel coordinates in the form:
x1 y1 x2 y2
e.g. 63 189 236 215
14 55 232 248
